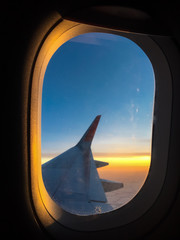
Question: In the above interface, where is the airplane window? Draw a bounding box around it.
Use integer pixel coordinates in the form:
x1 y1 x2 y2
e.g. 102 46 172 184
41 32 154 216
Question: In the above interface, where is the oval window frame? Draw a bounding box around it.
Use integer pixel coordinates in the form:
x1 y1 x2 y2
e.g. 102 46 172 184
29 18 172 233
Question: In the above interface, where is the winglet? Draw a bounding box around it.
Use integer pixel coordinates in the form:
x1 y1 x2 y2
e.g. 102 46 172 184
77 115 101 148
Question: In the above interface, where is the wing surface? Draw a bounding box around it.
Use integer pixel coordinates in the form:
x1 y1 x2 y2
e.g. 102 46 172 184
42 115 123 215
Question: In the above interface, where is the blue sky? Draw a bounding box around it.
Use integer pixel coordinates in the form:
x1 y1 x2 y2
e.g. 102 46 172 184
41 32 154 160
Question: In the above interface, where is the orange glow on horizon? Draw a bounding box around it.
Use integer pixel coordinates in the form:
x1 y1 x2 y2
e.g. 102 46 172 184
94 155 151 167
42 152 151 168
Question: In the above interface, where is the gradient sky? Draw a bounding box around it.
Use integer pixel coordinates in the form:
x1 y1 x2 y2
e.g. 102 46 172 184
41 32 155 167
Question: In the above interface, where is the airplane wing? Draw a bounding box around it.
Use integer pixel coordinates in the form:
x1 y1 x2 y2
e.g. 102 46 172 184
42 115 123 215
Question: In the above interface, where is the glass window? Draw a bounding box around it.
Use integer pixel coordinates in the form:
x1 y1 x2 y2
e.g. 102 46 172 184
41 32 154 215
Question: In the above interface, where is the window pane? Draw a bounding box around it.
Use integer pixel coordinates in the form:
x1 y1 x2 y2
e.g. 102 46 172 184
41 32 154 215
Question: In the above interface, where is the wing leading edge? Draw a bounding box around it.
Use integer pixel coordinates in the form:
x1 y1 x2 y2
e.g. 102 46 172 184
42 115 123 215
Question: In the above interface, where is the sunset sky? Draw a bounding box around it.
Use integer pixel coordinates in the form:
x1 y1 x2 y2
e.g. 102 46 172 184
41 32 154 175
